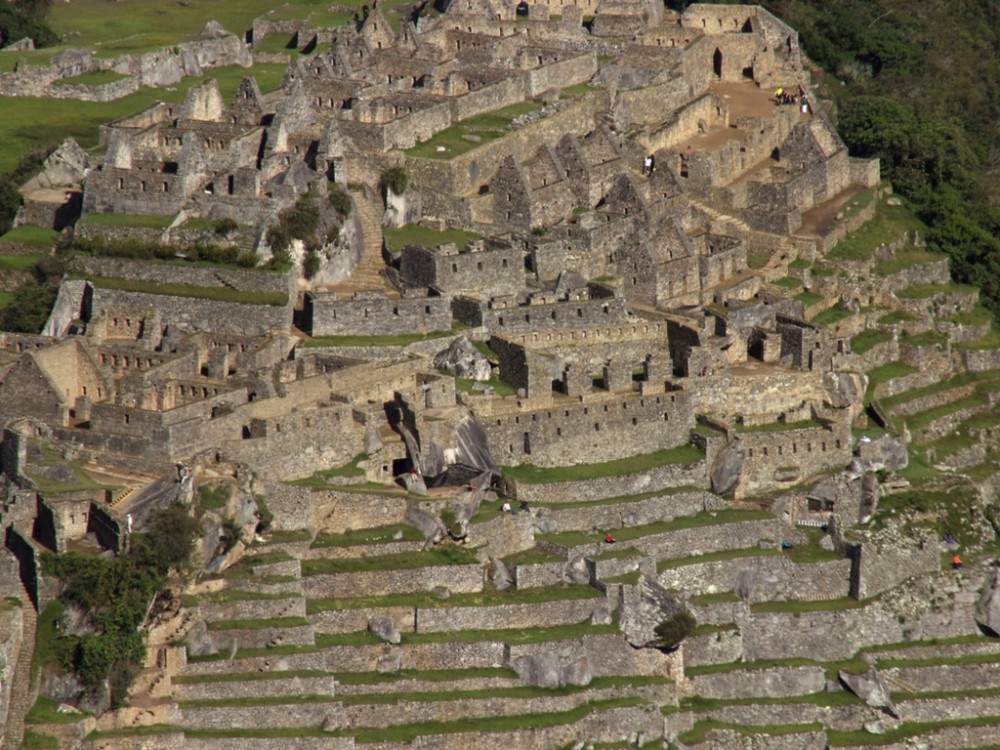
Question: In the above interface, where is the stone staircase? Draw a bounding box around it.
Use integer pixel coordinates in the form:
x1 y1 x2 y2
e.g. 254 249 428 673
330 188 395 295
1 578 37 750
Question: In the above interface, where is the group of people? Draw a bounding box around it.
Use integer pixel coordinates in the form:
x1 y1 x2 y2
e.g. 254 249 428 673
500 500 531 514
774 86 810 115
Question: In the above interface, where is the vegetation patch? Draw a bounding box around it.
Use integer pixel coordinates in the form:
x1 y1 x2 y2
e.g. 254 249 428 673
0 225 58 248
405 101 544 160
502 443 703 484
301 545 478 575
851 329 891 354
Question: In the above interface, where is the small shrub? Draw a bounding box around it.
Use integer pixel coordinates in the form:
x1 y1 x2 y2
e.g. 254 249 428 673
236 252 258 268
328 183 352 219
382 166 409 195
214 217 239 236
652 609 696 650
266 225 291 254
303 250 321 279
255 495 274 533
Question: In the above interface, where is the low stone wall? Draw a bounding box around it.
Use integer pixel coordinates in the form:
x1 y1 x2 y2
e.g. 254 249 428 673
895 694 1000 723
174 674 337 702
630 518 780 559
47 76 140 101
197 595 305 622
511 559 568 589
688 665 825 699
508 632 677 678
658 556 852 603
180 701 341 730
69 256 292 295
683 627 743 666
344 685 652 729
888 663 1000 693
742 607 906 662
504 460 710 503
414 597 603 632
309 605 416 635
539 491 724 534
301 564 484 598
206 622 315 650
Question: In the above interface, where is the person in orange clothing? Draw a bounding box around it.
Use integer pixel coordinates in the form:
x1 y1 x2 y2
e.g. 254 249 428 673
952 555 963 570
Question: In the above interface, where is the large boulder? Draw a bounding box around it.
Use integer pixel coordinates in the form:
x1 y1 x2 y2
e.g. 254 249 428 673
618 574 689 649
856 435 908 473
21 138 90 191
512 653 562 689
824 371 868 409
975 566 1000 636
368 617 401 645
434 337 491 381
839 668 897 716
492 558 513 590
711 437 744 496
564 555 591 585
403 503 446 548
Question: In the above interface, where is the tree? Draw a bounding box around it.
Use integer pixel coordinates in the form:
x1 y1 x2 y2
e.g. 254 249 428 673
651 609 696 651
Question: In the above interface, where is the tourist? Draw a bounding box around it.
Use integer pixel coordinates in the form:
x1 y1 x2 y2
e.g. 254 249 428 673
801 95 809 115
944 533 956 545
643 155 653 176
953 555 964 570
501 501 512 513
605 533 616 544
519 500 530 513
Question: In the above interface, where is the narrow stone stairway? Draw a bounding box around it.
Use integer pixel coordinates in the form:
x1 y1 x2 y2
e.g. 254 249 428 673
2 576 38 750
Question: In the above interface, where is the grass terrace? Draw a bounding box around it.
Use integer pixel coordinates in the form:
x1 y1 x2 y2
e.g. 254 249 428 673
827 197 927 262
795 291 824 306
311 524 422 548
865 361 917 399
25 696 89 724
879 369 1000 411
73 275 288 306
851 329 891 354
773 276 803 290
0 226 59 248
873 248 945 276
304 329 456 347
382 224 481 254
502 443 703 484
811 305 853 326
0 63 288 171
0 252 45 270
657 547 781 571
78 213 173 229
307 582 602 613
454 375 518 397
537 508 773 548
405 101 545 160
896 281 979 300
300 544 479 575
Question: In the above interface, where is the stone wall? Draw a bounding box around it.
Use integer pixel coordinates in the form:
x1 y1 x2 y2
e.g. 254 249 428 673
174 674 337 702
739 420 852 496
485 389 696 467
89 287 293 337
69 256 293 296
687 665 826 699
309 293 453 336
414 596 602 632
301 564 484 598
400 242 525 298
657 555 852 602
505 456 709 502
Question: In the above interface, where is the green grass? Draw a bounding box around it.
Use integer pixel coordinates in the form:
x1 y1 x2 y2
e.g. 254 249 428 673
74 275 288 306
906 394 984 430
21 729 60 749
25 696 89 724
795 291 824 306
383 224 481 254
0 253 45 270
774 276 803 290
678 720 824 745
865 361 917 399
32 601 67 679
956 327 1000 351
195 482 230 513
811 305 853 326
878 309 919 325
896 281 979 300
502 443 703 484
0 291 14 310
405 101 545 160
851 329 891 354
873 248 945 276
747 252 770 269
304 330 455 347
301 545 479 575
750 597 862 614
0 63 287 171
827 197 927 262
0 225 59 248
902 329 948 347
311 524 422 548
880 369 1000 411
827 715 1000 746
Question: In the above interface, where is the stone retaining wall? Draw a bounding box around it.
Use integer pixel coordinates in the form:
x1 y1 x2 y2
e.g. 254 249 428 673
683 627 743 666
179 701 341 730
414 597 603 632
504 461 709 503
301 564 484 599
309 605 416 635
657 556 852 603
688 665 825 699
174 674 337 702
198 595 305 622
206 622 315 650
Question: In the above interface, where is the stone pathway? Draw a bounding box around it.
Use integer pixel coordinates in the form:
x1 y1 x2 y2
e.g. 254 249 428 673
2 577 37 750
328 187 396 296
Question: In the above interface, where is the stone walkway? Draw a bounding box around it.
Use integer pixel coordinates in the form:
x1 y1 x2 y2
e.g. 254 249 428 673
2 577 37 750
